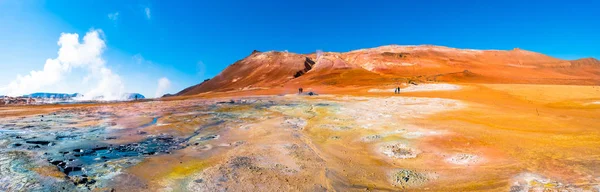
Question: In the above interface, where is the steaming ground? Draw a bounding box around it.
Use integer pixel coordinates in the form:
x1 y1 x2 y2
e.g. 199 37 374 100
1 83 599 191
0 29 173 101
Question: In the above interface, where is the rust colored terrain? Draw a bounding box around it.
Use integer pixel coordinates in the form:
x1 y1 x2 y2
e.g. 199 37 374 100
177 45 600 96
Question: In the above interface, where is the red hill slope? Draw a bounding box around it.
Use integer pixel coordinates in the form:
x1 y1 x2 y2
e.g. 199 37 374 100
177 45 600 96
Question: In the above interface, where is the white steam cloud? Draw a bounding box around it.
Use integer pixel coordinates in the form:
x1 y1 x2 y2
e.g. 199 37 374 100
108 12 119 21
316 49 324 60
144 7 151 19
196 61 206 78
0 29 126 100
154 77 171 98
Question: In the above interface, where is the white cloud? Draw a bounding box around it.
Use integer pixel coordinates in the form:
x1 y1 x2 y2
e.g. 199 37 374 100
83 67 125 100
154 77 171 98
316 49 324 60
108 12 119 21
0 29 126 100
132 54 144 65
144 7 151 19
196 61 206 77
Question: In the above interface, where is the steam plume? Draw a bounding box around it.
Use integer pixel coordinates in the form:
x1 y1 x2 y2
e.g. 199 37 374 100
154 77 171 98
0 29 125 100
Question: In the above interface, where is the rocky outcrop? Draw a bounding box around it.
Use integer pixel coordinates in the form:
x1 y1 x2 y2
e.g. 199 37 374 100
293 57 316 78
381 52 410 59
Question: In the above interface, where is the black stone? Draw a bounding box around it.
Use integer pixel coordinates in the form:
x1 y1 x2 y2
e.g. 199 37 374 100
25 140 52 145
92 146 108 151
50 160 63 166
64 166 82 175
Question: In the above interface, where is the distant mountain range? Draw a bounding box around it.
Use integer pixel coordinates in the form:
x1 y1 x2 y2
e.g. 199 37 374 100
124 93 145 100
22 92 146 100
24 93 82 99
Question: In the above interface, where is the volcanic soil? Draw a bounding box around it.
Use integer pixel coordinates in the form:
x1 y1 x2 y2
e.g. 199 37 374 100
1 83 599 191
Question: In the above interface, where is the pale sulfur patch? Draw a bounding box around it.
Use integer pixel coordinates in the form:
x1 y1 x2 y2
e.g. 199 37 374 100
401 84 461 92
368 84 461 93
402 131 436 139
379 142 421 159
349 45 484 55
252 53 268 60
506 63 538 68
362 62 376 72
511 173 560 192
367 88 396 93
445 154 480 165
510 173 587 192
387 125 448 139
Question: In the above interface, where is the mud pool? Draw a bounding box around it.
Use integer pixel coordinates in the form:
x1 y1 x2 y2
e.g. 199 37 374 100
1 85 600 191
0 100 231 191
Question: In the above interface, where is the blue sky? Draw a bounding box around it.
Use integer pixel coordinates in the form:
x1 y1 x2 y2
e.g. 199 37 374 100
0 0 598 97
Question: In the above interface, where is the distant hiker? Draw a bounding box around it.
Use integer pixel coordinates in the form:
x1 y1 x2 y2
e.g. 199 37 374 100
395 87 401 94
299 88 303 94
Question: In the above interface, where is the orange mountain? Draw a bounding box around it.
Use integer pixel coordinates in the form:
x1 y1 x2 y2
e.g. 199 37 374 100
176 45 600 96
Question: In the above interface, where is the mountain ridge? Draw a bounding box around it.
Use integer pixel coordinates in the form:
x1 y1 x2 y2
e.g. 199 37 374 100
177 45 600 96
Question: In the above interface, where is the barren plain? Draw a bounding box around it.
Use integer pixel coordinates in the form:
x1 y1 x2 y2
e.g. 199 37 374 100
1 83 599 191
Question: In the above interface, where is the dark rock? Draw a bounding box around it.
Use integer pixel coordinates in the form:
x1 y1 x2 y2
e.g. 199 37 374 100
50 160 63 166
92 146 108 151
25 140 52 146
294 57 316 78
64 166 82 175
381 52 410 58
56 135 78 140
217 100 235 104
